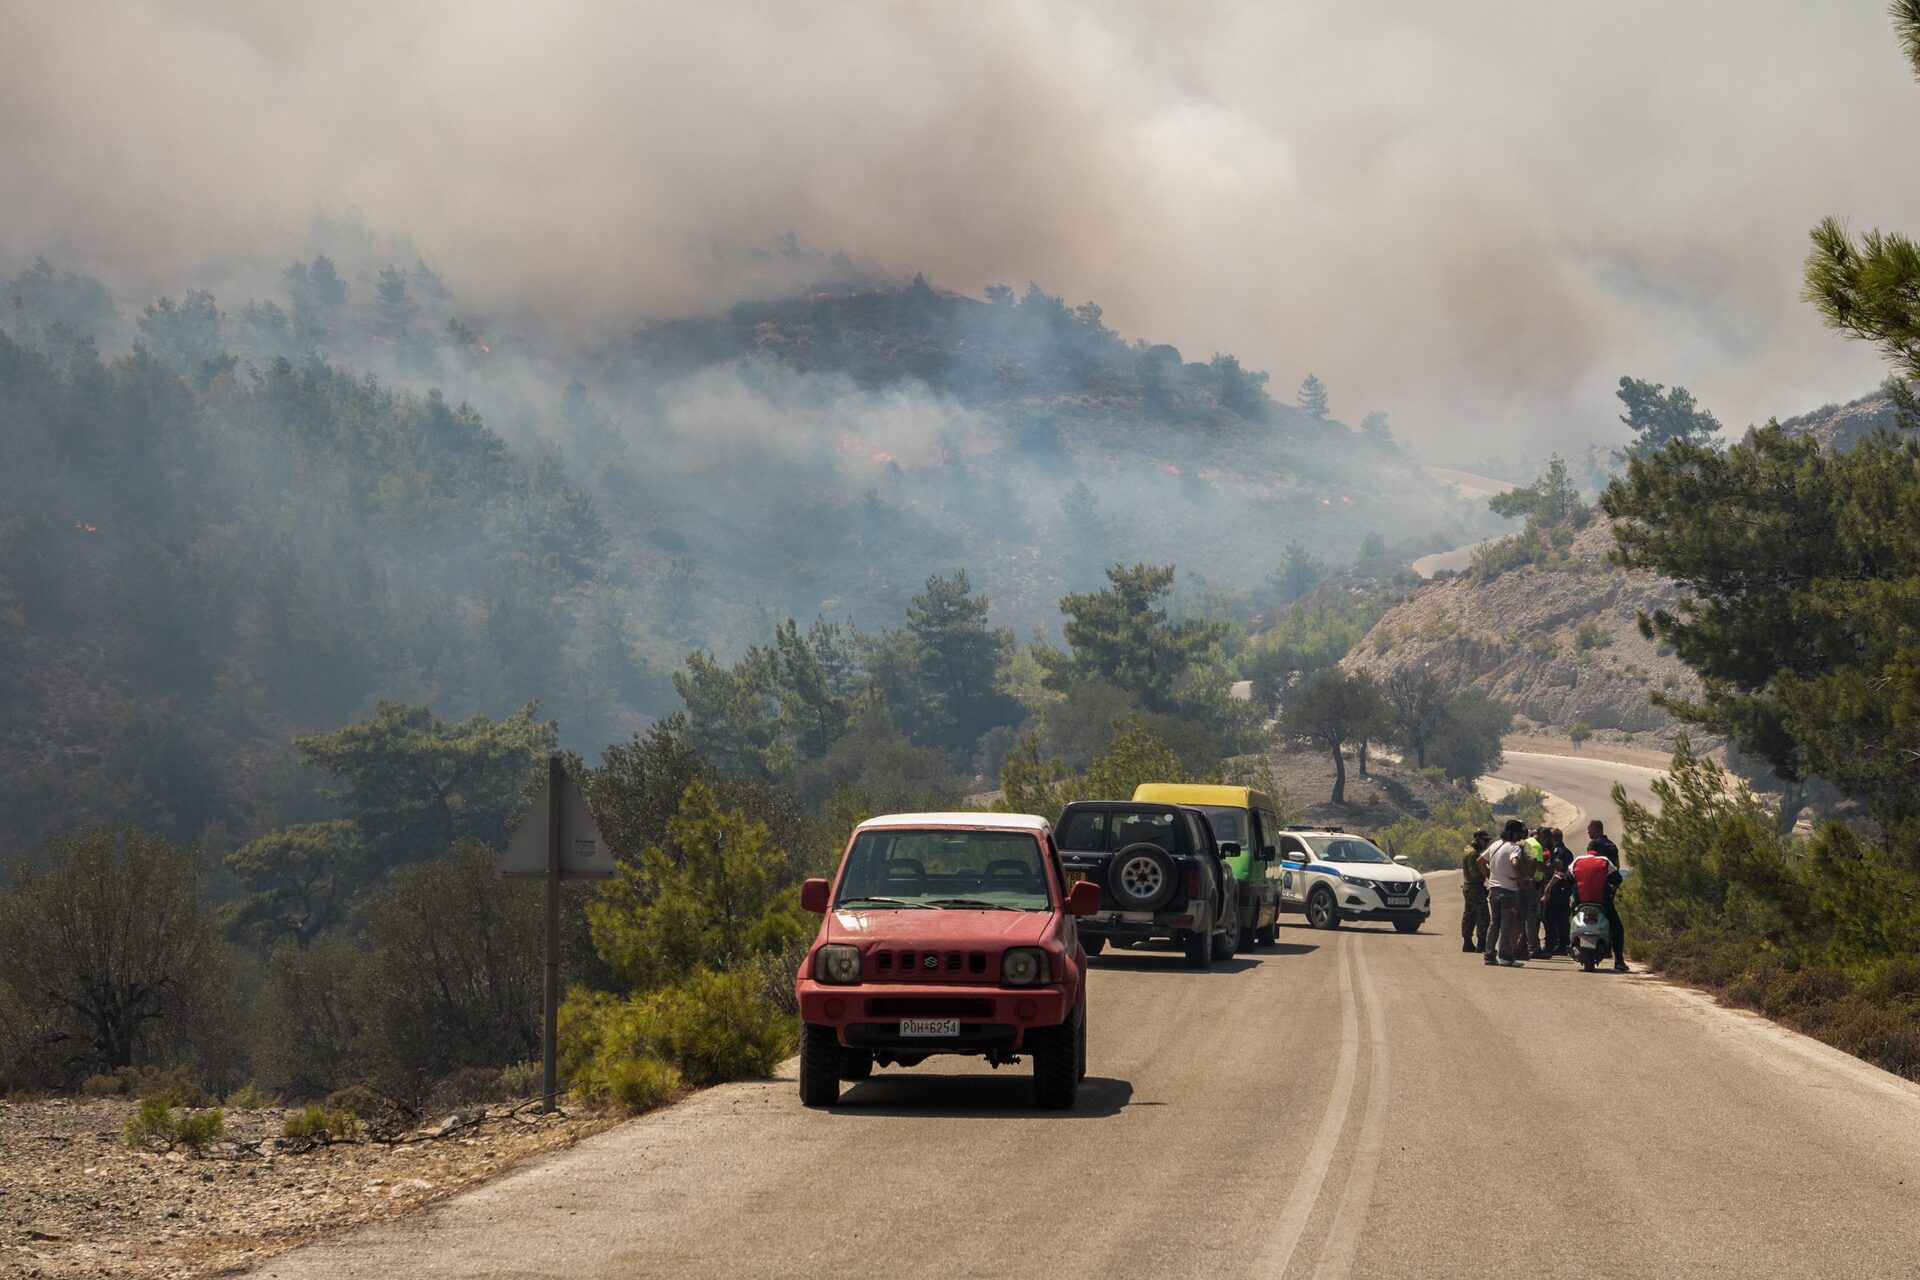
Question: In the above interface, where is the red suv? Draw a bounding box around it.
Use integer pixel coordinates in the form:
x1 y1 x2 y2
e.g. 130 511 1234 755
795 812 1101 1109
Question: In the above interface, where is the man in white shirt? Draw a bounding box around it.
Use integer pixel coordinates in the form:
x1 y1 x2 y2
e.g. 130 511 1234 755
1481 819 1529 966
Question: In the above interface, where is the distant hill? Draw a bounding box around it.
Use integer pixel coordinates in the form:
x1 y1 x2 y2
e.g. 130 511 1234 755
1343 515 1703 748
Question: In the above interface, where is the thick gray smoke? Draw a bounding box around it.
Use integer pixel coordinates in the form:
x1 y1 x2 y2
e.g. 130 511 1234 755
3 0 1917 450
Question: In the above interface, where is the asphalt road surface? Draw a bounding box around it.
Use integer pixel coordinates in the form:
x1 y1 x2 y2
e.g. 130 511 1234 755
1483 749 1666 844
253 890 1920 1277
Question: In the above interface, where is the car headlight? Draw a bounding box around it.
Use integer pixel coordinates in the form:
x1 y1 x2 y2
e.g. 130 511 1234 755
814 944 861 984
1339 873 1374 888
1000 948 1049 986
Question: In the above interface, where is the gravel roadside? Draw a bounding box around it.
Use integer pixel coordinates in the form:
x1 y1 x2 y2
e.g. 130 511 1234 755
0 1097 614 1279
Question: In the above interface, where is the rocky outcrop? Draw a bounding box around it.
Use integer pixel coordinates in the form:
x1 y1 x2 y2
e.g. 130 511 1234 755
1344 517 1703 746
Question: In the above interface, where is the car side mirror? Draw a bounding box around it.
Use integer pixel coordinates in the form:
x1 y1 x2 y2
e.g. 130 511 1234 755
1258 846 1277 862
800 878 831 913
1218 841 1242 860
1393 855 1410 865
1066 880 1102 916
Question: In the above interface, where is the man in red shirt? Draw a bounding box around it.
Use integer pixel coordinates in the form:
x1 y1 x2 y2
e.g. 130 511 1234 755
1570 843 1628 972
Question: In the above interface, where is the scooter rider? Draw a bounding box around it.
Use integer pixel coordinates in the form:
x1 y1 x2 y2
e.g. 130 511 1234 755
1570 842 1629 973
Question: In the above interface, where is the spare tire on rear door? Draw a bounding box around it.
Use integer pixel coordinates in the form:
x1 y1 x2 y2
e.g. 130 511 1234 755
1107 842 1178 911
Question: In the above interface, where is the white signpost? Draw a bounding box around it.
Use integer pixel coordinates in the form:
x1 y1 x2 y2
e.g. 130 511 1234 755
500 755 613 1112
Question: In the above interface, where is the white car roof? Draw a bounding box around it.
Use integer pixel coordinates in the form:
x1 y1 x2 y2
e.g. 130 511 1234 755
855 811 1050 833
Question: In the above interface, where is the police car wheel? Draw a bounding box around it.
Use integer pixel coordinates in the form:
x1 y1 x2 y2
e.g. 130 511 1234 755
1307 887 1341 930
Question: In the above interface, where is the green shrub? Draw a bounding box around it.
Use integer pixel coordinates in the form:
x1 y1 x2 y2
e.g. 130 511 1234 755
224 1083 277 1109
1568 722 1593 745
1377 793 1501 872
1574 622 1608 651
124 1098 225 1152
1497 786 1547 826
602 1056 683 1112
81 1073 123 1098
282 1105 359 1142
497 1060 540 1099
563 967 795 1107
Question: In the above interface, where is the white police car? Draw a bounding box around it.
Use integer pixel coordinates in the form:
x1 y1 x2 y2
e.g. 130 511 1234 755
1275 828 1430 932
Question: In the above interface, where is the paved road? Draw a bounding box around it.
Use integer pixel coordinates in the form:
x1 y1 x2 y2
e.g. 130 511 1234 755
1484 749 1666 844
253 891 1920 1277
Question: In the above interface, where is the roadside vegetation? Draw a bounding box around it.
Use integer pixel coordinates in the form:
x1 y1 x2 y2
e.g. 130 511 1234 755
1592 4 1920 1082
0 557 1292 1114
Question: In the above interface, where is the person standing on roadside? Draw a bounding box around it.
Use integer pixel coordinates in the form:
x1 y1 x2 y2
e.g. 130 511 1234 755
1520 825 1549 958
1460 830 1491 953
1541 828 1575 957
1482 820 1529 966
1587 818 1620 866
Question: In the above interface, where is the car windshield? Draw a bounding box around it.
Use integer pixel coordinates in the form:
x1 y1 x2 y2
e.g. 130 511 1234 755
836 829 1053 911
1310 836 1392 864
1192 805 1248 845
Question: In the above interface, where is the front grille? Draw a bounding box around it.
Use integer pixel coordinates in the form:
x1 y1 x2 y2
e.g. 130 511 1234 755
870 949 991 980
866 997 994 1018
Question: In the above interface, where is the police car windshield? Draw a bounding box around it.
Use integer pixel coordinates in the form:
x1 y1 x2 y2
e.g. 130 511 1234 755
1311 837 1391 864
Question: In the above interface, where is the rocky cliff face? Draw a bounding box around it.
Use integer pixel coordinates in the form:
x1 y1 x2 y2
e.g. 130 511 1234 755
1343 517 1703 745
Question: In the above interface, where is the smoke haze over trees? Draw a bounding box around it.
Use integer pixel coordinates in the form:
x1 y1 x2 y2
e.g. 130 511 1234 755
2 1 1917 454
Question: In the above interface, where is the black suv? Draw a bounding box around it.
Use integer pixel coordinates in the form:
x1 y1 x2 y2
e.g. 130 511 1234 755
1054 801 1238 969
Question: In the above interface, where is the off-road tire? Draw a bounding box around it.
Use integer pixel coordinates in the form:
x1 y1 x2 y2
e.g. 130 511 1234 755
1107 843 1179 911
1307 886 1342 930
1393 919 1421 934
839 1050 873 1081
799 1023 841 1107
1212 901 1237 961
1184 929 1212 969
1031 1018 1079 1110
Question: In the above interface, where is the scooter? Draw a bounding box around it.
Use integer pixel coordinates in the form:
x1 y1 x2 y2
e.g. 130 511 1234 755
1570 902 1613 972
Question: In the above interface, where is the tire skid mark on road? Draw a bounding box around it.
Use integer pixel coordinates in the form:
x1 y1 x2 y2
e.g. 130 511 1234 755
1251 934 1357 1278
1309 937 1390 1279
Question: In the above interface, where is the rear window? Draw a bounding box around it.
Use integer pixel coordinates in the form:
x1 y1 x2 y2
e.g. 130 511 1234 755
1111 811 1178 853
1057 809 1108 851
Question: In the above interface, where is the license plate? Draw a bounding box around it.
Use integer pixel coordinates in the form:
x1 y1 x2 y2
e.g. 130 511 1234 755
1387 896 1410 907
1067 871 1087 886
900 1018 959 1037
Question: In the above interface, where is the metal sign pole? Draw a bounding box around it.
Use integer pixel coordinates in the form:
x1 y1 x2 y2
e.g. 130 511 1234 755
542 753 562 1114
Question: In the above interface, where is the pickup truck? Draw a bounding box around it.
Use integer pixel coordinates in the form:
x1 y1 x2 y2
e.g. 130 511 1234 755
794 811 1101 1109
1054 801 1238 969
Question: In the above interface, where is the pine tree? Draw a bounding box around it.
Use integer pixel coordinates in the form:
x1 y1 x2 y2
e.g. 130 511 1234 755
1615 377 1720 458
1297 374 1330 419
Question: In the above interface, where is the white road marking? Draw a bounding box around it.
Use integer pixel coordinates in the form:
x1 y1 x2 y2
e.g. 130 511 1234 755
1254 935 1357 1277
1311 938 1391 1279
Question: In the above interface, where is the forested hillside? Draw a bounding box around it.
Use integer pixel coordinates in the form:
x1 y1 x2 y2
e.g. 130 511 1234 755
0 241 1489 855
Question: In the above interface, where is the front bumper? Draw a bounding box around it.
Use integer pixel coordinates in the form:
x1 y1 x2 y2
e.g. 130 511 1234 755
796 979 1073 1051
1335 881 1431 922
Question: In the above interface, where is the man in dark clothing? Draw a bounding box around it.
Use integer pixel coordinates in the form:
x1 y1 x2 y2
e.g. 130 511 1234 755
1587 819 1620 866
1460 830 1490 952
1572 833 1629 972
1541 828 1575 956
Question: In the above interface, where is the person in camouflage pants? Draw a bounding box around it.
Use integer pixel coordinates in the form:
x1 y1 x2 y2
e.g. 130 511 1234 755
1460 830 1491 952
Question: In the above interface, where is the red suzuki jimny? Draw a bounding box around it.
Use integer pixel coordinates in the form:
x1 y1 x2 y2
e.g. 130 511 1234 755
794 811 1101 1109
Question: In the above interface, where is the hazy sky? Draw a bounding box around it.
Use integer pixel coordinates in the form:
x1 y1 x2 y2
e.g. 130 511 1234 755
3 0 1917 454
